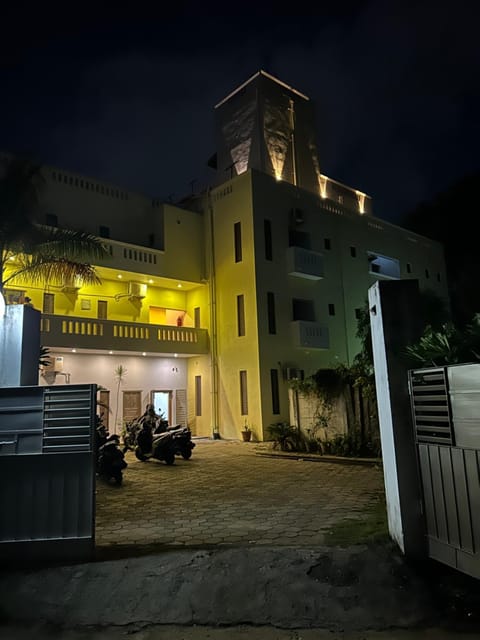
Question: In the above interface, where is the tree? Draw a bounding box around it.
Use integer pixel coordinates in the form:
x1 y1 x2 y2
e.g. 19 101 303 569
401 172 480 327
0 155 108 298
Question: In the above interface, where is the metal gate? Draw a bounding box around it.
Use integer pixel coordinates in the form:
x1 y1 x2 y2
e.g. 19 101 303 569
0 384 96 563
409 365 480 579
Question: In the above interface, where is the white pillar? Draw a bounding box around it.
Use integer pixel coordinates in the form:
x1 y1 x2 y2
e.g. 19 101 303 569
368 279 426 559
0 305 41 387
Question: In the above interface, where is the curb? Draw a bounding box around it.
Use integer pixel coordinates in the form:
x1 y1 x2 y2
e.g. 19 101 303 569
254 450 382 467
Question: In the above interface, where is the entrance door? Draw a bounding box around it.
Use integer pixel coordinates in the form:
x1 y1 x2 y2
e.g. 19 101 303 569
151 390 172 424
122 390 142 425
98 389 110 429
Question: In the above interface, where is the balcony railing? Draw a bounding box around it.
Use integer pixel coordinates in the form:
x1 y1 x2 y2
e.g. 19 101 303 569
286 246 324 280
40 314 209 355
291 320 329 349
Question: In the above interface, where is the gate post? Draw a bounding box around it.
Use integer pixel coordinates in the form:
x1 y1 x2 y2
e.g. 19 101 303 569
0 305 40 387
368 279 426 559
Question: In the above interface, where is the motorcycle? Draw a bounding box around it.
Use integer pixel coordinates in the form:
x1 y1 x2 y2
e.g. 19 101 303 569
95 416 128 485
157 423 195 460
122 407 168 453
135 421 177 465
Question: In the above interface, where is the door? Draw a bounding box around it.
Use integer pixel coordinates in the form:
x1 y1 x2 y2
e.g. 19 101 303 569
98 389 110 429
97 300 108 320
122 391 142 425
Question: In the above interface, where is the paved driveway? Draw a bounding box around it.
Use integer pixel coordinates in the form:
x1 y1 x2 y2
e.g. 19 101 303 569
95 439 385 550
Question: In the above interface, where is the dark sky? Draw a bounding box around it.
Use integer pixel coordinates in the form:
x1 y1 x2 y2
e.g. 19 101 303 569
1 3 478 224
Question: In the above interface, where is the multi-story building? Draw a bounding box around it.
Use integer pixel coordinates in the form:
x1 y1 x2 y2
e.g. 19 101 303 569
4 71 448 440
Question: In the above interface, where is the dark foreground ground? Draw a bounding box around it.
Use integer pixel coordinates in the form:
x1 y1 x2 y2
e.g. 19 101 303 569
1 541 480 638
1 441 479 637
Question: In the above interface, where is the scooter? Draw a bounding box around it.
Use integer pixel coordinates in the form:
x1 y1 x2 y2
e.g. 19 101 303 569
164 424 196 460
98 435 128 484
135 422 176 465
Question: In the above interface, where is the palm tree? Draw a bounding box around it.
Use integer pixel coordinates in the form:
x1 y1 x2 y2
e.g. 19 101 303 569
0 155 108 303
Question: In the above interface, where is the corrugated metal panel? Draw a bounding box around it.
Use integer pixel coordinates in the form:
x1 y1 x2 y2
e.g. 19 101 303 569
0 384 96 562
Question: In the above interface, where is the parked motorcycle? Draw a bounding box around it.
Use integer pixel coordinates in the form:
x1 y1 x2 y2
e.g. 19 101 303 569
135 422 177 465
95 415 128 485
158 424 195 460
122 405 168 453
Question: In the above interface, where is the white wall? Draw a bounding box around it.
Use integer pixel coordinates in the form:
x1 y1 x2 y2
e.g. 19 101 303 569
39 352 187 434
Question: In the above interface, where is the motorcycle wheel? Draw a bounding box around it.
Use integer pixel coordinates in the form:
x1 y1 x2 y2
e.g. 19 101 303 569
135 446 148 462
113 472 123 485
181 449 192 460
164 452 175 465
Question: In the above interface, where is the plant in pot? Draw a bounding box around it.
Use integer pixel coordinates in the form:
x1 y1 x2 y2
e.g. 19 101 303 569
241 420 252 442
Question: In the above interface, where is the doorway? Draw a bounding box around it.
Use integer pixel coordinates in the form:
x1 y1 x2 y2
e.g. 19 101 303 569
151 390 172 424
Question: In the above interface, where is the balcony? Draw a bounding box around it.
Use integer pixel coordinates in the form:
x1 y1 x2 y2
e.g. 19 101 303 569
291 321 329 349
286 247 324 280
40 314 209 355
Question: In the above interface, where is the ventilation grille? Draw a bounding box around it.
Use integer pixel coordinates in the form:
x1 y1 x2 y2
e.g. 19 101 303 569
409 367 454 445
42 386 94 453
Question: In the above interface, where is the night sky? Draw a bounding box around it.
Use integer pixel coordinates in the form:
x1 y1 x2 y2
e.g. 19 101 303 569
1 4 478 224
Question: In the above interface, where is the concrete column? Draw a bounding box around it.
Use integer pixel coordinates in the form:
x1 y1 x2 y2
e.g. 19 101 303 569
0 305 41 386
368 279 426 559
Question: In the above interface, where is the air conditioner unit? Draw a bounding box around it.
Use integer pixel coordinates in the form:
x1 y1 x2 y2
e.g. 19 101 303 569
128 281 147 299
291 207 304 224
61 276 82 293
285 367 305 381
43 356 64 372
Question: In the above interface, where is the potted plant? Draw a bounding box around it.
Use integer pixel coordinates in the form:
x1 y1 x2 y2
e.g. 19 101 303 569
241 420 252 442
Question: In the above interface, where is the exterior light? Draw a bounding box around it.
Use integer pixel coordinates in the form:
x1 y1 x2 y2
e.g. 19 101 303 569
142 352 146 356
117 274 123 279
109 350 113 355
72 349 76 353
174 353 178 358
177 283 182 288
148 279 153 284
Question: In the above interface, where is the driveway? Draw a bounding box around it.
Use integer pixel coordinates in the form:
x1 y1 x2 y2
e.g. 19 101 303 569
95 439 385 551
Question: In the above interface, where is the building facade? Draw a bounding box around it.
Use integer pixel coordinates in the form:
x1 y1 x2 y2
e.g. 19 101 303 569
4 71 448 440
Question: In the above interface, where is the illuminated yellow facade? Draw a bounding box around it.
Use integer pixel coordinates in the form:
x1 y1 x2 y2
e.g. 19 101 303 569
4 71 449 441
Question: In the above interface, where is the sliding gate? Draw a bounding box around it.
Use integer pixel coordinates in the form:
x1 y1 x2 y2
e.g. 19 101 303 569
0 384 96 563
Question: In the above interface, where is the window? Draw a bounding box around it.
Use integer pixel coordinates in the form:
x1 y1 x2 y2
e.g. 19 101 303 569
406 263 412 274
292 298 315 321
194 307 201 328
270 369 280 414
289 229 310 249
97 300 108 319
148 233 155 247
368 252 401 279
234 221 242 262
195 376 202 416
45 213 58 227
43 293 54 314
99 225 110 238
350 246 357 257
425 268 430 279
264 219 272 261
328 303 335 316
267 292 276 334
324 238 331 250
237 294 245 336
240 370 248 415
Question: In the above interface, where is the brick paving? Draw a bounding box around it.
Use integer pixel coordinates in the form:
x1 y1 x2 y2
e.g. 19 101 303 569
95 439 385 550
